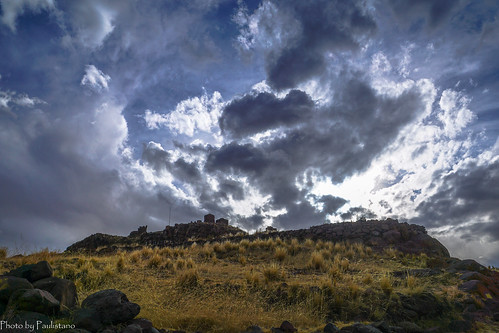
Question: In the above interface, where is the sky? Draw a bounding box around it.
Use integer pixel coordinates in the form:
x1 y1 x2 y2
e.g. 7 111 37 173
0 0 498 265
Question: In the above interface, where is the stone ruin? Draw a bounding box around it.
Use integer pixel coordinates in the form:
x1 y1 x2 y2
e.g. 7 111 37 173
216 218 228 226
203 214 215 223
203 214 229 225
128 225 147 237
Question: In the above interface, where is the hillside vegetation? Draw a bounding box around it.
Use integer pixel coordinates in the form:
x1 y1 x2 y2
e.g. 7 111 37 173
2 235 499 332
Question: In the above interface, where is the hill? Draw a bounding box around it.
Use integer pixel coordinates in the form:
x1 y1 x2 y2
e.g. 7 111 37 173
65 219 449 258
1 219 498 332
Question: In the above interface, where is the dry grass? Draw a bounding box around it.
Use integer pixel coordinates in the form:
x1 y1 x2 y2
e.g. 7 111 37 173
0 238 474 333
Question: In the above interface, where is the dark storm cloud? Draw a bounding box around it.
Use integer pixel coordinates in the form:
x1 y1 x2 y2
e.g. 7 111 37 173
340 207 377 221
205 142 269 174
0 109 204 250
203 72 426 229
258 0 377 89
387 0 464 30
413 160 499 239
219 89 314 138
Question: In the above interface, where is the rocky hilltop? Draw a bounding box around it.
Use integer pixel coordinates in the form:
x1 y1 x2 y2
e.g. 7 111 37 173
66 218 449 258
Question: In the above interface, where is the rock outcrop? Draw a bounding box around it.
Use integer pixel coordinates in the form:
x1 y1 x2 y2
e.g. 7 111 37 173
66 219 449 258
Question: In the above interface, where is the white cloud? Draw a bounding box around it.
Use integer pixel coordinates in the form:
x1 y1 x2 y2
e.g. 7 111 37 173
438 89 475 138
310 76 484 228
0 0 55 32
0 90 46 114
81 65 111 92
370 52 392 74
144 91 224 137
68 1 116 48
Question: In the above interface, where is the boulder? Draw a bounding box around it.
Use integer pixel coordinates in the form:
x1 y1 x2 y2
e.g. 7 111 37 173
7 288 59 316
241 325 264 333
448 259 489 275
4 261 53 283
448 320 472 332
73 308 103 333
398 321 424 333
81 289 140 325
339 323 383 332
459 280 495 299
123 324 142 333
9 311 51 333
33 277 78 310
271 320 297 333
324 322 340 332
0 276 33 303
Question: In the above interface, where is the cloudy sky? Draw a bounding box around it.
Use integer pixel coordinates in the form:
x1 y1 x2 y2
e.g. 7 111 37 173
0 0 498 265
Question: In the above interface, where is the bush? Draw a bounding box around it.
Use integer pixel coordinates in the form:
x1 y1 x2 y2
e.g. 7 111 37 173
379 274 393 294
274 247 287 262
263 263 284 283
177 269 200 289
148 253 163 268
308 251 327 271
0 247 7 260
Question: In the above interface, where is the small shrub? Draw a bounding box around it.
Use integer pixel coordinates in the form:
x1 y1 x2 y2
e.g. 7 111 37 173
130 250 141 263
245 269 260 286
159 247 174 257
239 239 250 248
147 253 163 268
380 274 393 294
340 258 350 272
406 274 417 289
348 281 361 299
176 269 200 289
328 264 342 279
0 247 7 260
175 258 186 270
186 257 195 269
140 247 154 259
288 238 301 256
201 244 214 259
304 239 314 248
263 263 284 283
362 273 373 285
308 251 327 271
116 255 125 272
213 242 224 253
274 247 287 262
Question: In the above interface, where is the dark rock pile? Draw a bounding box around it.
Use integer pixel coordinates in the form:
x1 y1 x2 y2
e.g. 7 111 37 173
65 219 449 258
0 261 161 333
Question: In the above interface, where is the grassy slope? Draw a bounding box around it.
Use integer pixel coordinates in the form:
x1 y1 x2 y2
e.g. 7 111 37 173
1 239 498 332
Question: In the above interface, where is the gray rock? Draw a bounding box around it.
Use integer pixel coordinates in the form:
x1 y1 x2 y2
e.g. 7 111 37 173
398 321 423 333
448 320 472 332
73 308 103 333
447 259 489 274
4 261 53 283
241 325 264 333
0 276 33 303
340 323 383 332
33 276 78 310
129 318 161 333
123 324 143 333
7 288 60 316
324 322 340 332
15 311 50 332
81 289 140 325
